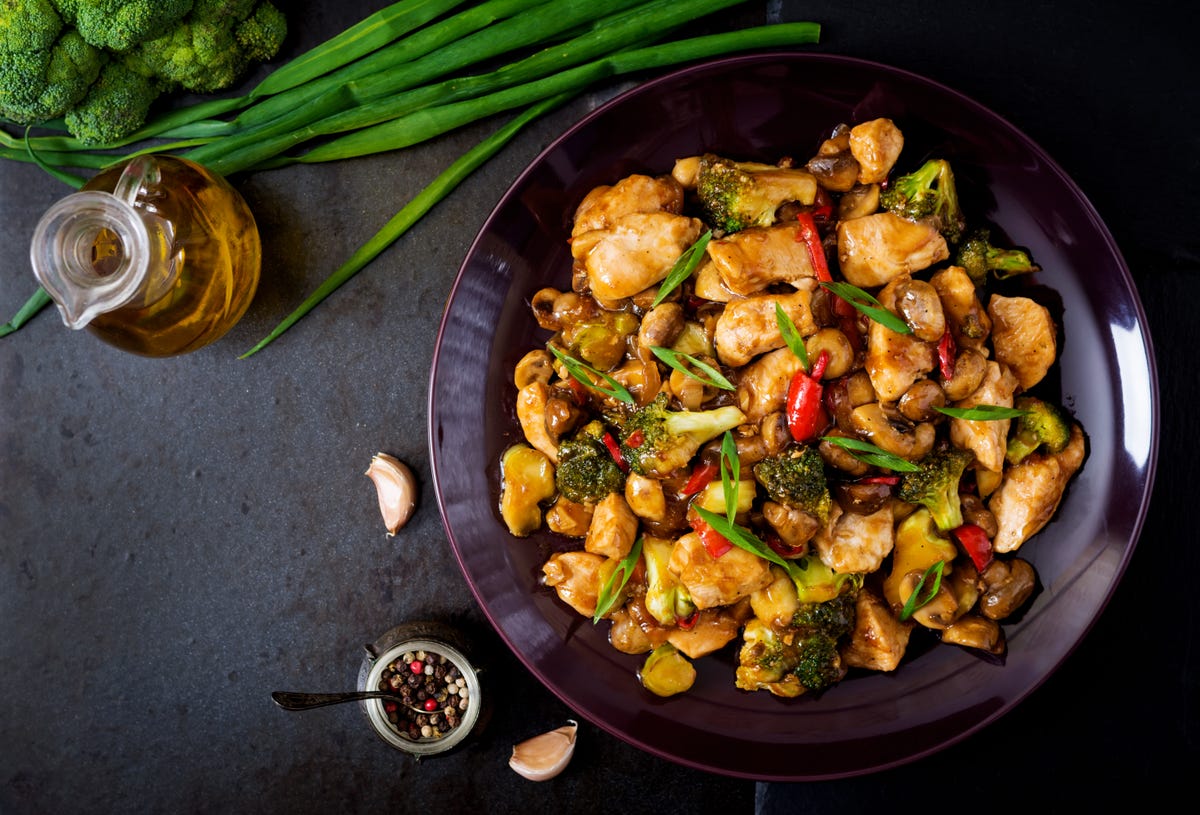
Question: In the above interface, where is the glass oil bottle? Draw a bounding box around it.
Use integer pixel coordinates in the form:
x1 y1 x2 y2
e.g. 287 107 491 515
30 154 261 356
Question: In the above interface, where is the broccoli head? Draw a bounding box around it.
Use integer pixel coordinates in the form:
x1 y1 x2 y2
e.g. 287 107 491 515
896 446 975 532
791 589 857 639
130 1 285 93
642 536 695 627
735 611 851 696
1006 396 1072 465
956 227 1040 286
62 56 160 144
753 445 832 525
554 420 626 504
0 27 104 123
608 392 745 478
879 158 966 244
696 153 818 234
1 0 62 52
68 0 194 53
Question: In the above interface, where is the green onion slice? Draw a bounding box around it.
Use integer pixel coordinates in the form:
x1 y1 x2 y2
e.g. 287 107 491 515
693 506 801 577
774 302 809 370
592 535 644 624
650 346 734 391
651 230 712 307
898 559 947 621
819 280 912 335
820 436 921 472
549 345 634 405
934 404 1030 421
719 431 740 524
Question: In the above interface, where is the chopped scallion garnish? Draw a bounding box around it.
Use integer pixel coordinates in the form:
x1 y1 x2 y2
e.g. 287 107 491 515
652 230 713 307
549 345 634 404
820 436 921 472
593 536 644 623
650 346 734 391
820 281 912 335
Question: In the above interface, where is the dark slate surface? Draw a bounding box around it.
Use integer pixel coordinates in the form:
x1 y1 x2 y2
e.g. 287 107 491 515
1 1 1194 812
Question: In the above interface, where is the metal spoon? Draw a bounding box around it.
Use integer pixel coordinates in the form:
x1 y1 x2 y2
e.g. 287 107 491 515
271 690 412 711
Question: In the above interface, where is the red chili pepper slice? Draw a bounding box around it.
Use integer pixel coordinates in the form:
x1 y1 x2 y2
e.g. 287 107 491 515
795 211 832 282
858 475 900 486
602 431 629 473
676 611 700 630
951 523 994 572
785 349 830 442
566 377 589 406
691 516 732 558
937 328 956 381
681 461 718 497
626 429 645 448
766 533 806 559
811 188 834 223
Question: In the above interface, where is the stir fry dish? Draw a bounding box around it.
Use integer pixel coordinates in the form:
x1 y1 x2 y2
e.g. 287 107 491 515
497 117 1087 699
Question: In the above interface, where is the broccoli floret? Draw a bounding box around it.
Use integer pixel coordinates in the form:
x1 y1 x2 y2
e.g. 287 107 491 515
0 28 104 123
791 590 857 639
130 1 285 93
554 420 626 504
896 446 975 532
695 153 818 233
1006 396 1072 465
879 158 966 244
642 537 695 627
1 0 62 52
956 227 1040 286
69 0 194 53
608 392 745 478
735 590 857 696
753 445 832 525
62 56 161 144
789 553 862 604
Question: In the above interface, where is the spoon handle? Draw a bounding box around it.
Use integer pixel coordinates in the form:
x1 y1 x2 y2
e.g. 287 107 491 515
271 690 397 711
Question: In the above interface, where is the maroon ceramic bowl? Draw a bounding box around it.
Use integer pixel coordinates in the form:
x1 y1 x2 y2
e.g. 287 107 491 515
428 53 1158 780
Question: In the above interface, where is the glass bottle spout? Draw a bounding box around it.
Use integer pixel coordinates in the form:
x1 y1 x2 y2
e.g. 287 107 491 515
31 156 176 329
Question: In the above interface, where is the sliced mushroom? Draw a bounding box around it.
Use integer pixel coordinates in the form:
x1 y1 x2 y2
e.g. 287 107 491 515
940 615 1005 655
979 557 1037 620
898 379 946 423
893 278 946 342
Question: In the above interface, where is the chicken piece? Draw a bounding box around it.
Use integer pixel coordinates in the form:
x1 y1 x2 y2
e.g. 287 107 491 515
989 423 1087 553
545 497 594 538
542 551 607 618
671 532 773 610
706 223 817 296
571 174 684 237
584 492 639 560
848 118 905 185
571 211 704 301
865 276 935 401
949 361 1020 472
714 283 818 367
607 606 657 654
812 502 895 574
837 212 949 288
692 257 738 303
516 381 557 463
736 347 805 423
840 587 913 672
988 294 1058 391
668 608 741 658
930 265 991 351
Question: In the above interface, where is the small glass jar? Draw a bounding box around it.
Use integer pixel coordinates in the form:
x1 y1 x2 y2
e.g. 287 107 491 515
358 622 484 758
30 154 261 356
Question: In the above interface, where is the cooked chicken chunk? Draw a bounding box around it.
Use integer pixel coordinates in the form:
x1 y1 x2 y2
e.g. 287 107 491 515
516 381 557 463
848 118 905 185
671 532 773 610
668 608 742 658
572 211 704 301
930 265 991 351
989 423 1087 552
736 346 805 423
706 223 817 296
988 294 1058 391
692 257 738 302
865 276 935 401
762 501 821 553
584 492 639 560
571 173 684 237
812 502 895 574
542 551 607 618
840 588 912 672
837 212 949 288
949 361 1020 472
714 283 818 367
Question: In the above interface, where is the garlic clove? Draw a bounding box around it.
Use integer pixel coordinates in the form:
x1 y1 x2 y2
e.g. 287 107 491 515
509 720 577 781
365 453 417 535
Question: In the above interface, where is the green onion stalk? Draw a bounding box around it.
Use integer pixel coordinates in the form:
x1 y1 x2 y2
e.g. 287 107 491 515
1 0 821 350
